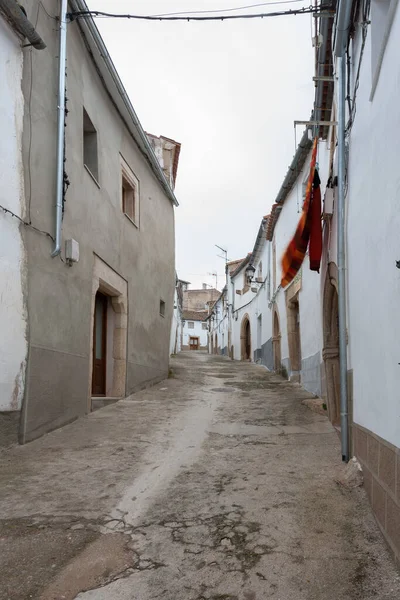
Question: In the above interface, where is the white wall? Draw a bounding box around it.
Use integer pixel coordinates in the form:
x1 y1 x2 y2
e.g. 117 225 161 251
182 319 208 348
0 20 27 411
209 292 229 354
271 140 330 391
346 7 400 447
230 238 272 363
169 288 182 355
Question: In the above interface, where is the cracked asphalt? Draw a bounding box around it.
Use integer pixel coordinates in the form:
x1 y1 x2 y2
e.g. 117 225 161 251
0 352 399 599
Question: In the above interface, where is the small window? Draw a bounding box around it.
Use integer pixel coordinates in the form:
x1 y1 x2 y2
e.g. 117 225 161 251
188 321 194 329
122 175 136 222
202 322 208 330
160 299 165 317
83 108 98 181
120 155 139 226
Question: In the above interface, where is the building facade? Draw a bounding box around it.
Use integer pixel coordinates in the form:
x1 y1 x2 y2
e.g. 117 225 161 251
207 0 400 563
0 4 42 443
0 0 179 443
170 276 184 356
182 311 209 351
183 284 220 312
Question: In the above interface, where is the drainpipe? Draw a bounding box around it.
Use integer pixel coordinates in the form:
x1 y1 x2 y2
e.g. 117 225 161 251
267 241 271 302
0 0 46 48
51 0 68 257
335 0 353 462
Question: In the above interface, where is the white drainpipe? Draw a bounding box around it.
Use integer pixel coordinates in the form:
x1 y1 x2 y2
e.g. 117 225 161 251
51 0 68 256
334 0 353 462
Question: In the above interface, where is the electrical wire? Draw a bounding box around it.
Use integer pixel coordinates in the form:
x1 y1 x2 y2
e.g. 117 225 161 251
345 0 370 135
152 0 305 17
68 6 328 23
0 204 54 242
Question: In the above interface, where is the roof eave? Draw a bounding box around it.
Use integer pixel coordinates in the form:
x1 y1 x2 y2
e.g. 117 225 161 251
70 0 179 207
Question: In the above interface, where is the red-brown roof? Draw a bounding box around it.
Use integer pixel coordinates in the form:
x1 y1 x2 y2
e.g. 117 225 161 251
182 310 209 322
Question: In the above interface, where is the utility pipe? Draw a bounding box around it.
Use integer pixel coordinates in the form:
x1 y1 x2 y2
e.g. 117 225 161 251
335 0 353 462
337 55 349 462
0 0 46 49
51 0 68 257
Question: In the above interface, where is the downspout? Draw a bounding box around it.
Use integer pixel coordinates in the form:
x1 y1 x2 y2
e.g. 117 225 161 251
268 243 271 304
51 0 68 257
334 0 352 462
0 0 46 48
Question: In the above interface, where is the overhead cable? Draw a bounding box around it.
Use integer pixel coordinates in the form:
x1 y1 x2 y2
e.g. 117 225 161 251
152 0 305 18
68 6 332 23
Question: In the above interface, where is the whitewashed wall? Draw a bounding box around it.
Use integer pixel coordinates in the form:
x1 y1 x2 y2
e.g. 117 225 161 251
169 288 182 355
209 294 229 355
182 319 208 349
0 20 27 411
229 238 273 365
272 141 330 393
346 7 400 448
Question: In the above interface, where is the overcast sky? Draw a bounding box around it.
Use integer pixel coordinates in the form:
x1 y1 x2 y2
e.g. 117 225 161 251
88 1 314 289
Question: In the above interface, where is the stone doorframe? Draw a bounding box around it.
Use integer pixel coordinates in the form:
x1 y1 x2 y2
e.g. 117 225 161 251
322 262 340 425
272 306 282 373
240 313 251 361
88 255 128 410
285 275 302 382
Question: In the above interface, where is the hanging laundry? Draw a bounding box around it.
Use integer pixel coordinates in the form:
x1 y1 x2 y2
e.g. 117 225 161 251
281 137 318 287
309 168 322 272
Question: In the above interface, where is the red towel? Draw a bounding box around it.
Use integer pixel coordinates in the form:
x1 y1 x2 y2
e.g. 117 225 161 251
309 183 322 272
281 138 318 287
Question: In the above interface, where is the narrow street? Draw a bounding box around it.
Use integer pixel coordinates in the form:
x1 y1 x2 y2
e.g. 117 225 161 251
1 353 399 600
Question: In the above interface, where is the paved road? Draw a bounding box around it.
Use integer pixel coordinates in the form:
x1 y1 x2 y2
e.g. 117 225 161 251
1 353 399 599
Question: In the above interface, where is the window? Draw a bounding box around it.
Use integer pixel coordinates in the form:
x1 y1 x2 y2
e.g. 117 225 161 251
121 155 139 226
83 108 98 181
160 300 165 317
258 262 263 280
202 322 208 330
188 321 194 329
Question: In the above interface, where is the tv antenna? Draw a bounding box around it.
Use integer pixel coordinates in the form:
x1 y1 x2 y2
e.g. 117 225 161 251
208 271 218 290
215 244 229 265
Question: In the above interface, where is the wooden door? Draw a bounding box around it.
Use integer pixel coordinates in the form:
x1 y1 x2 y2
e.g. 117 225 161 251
245 321 251 360
92 292 108 395
189 337 199 350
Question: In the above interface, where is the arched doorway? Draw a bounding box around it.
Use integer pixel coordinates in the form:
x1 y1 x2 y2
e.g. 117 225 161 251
240 314 251 361
323 264 340 425
272 309 281 373
286 293 301 382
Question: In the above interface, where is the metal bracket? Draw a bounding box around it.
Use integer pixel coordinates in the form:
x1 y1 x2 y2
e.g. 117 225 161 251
294 120 338 127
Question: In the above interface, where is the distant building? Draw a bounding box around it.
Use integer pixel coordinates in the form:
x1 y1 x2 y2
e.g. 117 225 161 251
170 276 185 355
146 133 181 190
181 311 209 351
183 284 220 312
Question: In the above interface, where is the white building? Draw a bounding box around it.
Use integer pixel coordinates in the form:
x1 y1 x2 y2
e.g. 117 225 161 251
170 276 184 355
207 0 400 565
181 311 209 351
0 6 44 421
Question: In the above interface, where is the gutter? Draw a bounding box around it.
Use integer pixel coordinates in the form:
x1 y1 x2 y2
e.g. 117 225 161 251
0 0 46 48
69 0 179 207
275 126 313 206
314 1 334 134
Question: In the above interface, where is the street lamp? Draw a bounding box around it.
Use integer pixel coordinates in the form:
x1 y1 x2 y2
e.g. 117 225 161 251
245 264 256 283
